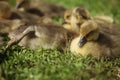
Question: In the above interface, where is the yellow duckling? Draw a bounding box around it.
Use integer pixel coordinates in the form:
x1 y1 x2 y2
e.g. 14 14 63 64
70 7 91 34
70 20 120 59
70 7 114 34
62 9 72 31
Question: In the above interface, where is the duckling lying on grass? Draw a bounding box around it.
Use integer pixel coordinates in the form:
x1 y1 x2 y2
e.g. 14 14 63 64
70 20 120 59
0 1 41 22
16 0 66 18
6 23 77 52
0 19 27 47
0 1 53 33
16 0 44 17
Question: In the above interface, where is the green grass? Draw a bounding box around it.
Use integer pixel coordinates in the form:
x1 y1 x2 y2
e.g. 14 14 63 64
0 0 120 80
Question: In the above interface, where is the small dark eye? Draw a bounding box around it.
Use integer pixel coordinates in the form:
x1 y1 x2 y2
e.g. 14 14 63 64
66 15 70 19
86 31 96 38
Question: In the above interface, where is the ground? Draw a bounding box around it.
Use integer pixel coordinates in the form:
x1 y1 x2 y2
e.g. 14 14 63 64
0 0 120 80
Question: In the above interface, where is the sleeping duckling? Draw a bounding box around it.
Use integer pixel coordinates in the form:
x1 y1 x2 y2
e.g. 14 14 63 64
16 0 44 17
7 23 77 51
70 20 120 59
15 0 66 17
0 1 40 22
0 1 12 19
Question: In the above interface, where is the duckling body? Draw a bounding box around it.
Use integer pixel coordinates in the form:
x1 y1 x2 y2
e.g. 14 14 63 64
7 23 77 51
19 24 68 50
11 9 40 22
70 20 120 59
0 1 40 22
16 0 66 17
70 37 112 58
0 1 43 34
94 16 114 24
0 19 26 34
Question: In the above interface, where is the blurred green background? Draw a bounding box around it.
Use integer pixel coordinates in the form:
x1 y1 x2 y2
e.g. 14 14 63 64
0 0 120 80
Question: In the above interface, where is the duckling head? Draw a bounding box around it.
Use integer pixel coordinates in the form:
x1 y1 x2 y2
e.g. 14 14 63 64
62 9 73 30
16 0 30 11
71 7 91 25
78 20 99 47
62 9 72 24
0 1 12 19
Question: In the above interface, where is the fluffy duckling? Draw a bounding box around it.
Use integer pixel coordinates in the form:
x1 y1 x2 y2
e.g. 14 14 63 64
7 23 77 51
70 7 91 34
62 9 73 31
16 0 44 17
70 7 114 33
15 0 66 17
0 1 40 22
0 1 12 19
70 20 120 59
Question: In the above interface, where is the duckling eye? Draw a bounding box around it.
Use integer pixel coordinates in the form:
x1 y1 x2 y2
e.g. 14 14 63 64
66 15 71 19
86 31 96 38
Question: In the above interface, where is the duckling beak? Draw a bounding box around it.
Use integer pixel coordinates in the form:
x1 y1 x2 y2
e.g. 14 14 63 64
78 36 87 47
62 20 67 25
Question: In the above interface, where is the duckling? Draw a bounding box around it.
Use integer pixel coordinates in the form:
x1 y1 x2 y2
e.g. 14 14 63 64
62 9 73 31
0 1 40 22
7 23 77 51
70 7 91 34
70 7 114 33
32 0 66 17
70 20 120 59
16 0 44 17
15 0 66 17
0 1 12 19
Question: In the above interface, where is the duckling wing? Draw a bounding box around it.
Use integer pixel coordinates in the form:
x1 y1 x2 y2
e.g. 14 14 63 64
99 23 120 57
